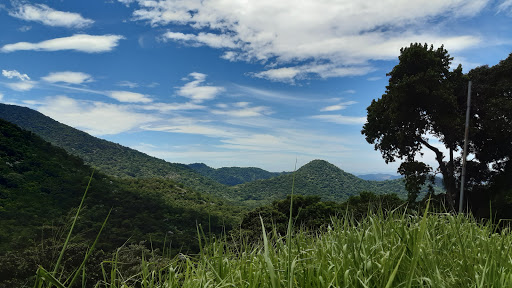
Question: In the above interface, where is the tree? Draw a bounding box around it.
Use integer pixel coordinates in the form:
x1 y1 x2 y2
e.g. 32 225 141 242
362 43 512 214
361 43 467 208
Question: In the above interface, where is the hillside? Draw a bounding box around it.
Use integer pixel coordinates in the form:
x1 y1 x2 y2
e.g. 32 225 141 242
0 118 240 255
0 104 231 199
188 163 286 185
230 159 443 206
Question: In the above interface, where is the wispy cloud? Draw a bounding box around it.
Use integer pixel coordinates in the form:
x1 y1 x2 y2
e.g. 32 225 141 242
9 3 94 28
311 114 367 125
211 102 272 117
117 81 139 88
108 91 152 103
320 101 358 112
37 96 156 135
1 34 124 53
2 69 35 91
176 72 224 103
2 69 30 81
41 71 93 84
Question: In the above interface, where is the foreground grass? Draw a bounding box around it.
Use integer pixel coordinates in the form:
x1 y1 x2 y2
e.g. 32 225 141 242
40 208 510 288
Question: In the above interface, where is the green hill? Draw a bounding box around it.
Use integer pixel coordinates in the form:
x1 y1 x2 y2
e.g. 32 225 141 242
230 159 443 206
188 163 286 185
0 103 232 199
0 118 240 255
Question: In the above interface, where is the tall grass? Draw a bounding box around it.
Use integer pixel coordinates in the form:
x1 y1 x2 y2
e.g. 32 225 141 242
33 173 512 287
87 208 512 287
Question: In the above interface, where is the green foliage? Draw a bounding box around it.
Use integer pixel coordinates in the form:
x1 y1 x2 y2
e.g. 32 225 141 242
0 104 232 199
231 159 442 207
188 163 285 186
240 192 405 240
0 119 242 286
362 43 465 205
72 211 512 287
362 44 512 213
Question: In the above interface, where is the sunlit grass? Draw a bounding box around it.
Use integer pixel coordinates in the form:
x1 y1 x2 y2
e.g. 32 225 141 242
86 209 512 288
32 174 512 287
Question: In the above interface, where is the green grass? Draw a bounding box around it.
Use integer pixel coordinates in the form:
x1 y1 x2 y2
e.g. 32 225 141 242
38 208 512 287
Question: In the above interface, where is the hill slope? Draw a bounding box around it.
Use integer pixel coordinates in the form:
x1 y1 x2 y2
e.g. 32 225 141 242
0 118 240 255
188 163 285 185
0 103 231 198
231 160 442 205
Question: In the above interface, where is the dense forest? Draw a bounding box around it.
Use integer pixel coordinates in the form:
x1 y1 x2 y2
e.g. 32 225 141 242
188 162 286 185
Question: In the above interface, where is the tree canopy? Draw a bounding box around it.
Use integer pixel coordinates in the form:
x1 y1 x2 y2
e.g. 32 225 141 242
362 43 512 214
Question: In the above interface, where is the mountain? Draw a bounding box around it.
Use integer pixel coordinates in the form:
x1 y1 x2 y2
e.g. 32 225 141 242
357 173 402 181
0 103 231 199
188 163 286 185
0 117 240 253
230 159 443 206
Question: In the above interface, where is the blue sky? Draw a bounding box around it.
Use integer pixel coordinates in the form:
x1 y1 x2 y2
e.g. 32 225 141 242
1 0 511 174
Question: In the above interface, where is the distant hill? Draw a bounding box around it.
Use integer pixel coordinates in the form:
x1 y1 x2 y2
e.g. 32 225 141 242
357 173 402 181
188 163 286 185
230 159 444 206
0 103 231 198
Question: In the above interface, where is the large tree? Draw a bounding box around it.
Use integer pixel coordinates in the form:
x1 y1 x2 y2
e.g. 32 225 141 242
361 43 467 208
362 43 512 212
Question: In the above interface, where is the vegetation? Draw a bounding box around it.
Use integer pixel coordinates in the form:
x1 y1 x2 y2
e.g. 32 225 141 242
231 159 443 206
31 205 512 287
0 119 241 286
0 104 232 199
188 163 286 186
362 44 512 212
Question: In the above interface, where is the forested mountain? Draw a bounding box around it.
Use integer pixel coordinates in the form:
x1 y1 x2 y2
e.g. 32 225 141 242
188 163 286 185
357 173 402 181
0 104 231 198
230 159 443 206
0 118 240 255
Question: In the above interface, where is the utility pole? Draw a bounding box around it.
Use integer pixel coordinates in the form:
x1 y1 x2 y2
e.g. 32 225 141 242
459 81 472 213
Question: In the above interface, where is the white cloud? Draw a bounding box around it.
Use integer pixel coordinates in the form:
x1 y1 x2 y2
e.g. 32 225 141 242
118 0 136 7
320 101 358 112
9 3 94 28
0 93 3 101
367 76 382 81
108 91 153 103
140 102 205 112
176 72 224 103
38 96 156 135
41 71 93 84
2 69 30 81
1 34 124 53
6 81 36 91
117 81 139 88
211 102 272 117
253 64 375 83
128 0 486 82
311 114 367 125
143 123 242 138
162 31 239 48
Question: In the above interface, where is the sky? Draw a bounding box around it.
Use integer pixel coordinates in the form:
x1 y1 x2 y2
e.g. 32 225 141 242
1 0 511 174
